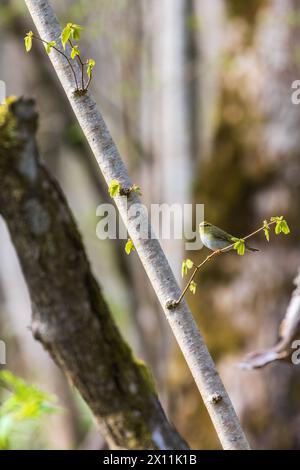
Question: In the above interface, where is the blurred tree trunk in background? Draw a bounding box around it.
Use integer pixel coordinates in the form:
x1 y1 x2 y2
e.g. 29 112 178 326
134 0 193 392
193 0 225 162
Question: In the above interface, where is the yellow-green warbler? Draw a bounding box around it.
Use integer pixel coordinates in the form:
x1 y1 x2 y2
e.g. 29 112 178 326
199 221 259 252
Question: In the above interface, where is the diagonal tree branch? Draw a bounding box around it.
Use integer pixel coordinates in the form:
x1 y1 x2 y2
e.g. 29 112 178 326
0 97 188 450
240 266 300 369
23 0 250 449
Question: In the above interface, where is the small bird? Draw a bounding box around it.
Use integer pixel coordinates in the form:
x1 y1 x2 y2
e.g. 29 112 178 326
199 221 259 252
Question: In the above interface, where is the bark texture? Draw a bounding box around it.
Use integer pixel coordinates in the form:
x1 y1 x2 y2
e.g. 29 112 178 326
0 97 188 450
23 0 250 449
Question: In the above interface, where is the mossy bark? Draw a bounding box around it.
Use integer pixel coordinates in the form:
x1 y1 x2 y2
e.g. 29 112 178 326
0 98 188 450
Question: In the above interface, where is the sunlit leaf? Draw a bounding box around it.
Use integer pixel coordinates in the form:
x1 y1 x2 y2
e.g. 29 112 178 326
263 220 270 242
125 239 135 255
24 31 33 52
233 239 245 256
181 258 194 277
45 41 56 54
70 45 80 59
0 371 60 450
281 220 290 234
108 179 121 198
70 23 83 41
61 24 72 50
87 58 95 78
189 281 197 295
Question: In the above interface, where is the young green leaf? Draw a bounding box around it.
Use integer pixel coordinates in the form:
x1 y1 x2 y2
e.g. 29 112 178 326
108 179 121 198
131 184 142 196
45 40 56 54
24 31 33 52
189 281 197 295
125 239 135 255
186 259 194 269
271 216 283 234
233 239 245 256
87 59 95 78
0 370 59 449
70 45 80 59
70 23 83 41
271 216 290 235
275 222 282 234
263 219 270 242
61 23 72 50
281 220 290 234
181 258 194 277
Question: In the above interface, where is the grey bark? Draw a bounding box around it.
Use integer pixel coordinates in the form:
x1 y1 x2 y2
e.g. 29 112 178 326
23 0 250 449
0 97 188 450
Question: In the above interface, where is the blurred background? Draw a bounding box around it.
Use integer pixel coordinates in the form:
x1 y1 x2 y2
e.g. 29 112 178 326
0 0 300 449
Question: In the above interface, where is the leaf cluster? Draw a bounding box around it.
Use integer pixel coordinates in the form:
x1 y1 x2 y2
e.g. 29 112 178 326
0 371 59 450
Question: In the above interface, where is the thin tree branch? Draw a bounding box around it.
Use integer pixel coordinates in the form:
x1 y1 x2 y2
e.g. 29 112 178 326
175 221 277 305
32 34 79 91
23 0 250 450
240 266 300 369
0 98 188 450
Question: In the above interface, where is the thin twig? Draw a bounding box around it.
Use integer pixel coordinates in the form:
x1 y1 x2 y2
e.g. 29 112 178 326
174 220 276 305
32 35 79 90
85 72 92 90
68 39 85 90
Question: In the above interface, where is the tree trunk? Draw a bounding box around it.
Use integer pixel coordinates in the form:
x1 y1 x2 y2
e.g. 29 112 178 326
0 97 188 450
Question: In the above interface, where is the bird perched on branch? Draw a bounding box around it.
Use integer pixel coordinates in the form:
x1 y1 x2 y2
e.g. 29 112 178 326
199 221 259 252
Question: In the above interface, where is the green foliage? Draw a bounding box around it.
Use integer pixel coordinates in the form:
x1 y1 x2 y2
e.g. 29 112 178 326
189 281 197 295
45 40 56 54
24 31 33 52
271 216 290 235
87 58 96 78
125 238 135 255
71 45 80 59
131 184 142 196
61 23 83 50
61 24 71 49
70 23 83 41
181 258 194 277
232 237 245 256
263 219 270 242
108 179 121 197
0 97 18 148
0 371 59 450
24 21 94 92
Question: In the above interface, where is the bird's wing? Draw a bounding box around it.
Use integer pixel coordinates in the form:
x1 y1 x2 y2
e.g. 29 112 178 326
214 227 233 243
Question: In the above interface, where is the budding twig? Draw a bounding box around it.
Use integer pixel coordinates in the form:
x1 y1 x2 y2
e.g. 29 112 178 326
68 39 85 90
32 35 79 91
168 220 277 308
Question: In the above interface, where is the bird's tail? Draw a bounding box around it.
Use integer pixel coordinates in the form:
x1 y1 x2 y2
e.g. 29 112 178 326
246 246 259 252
